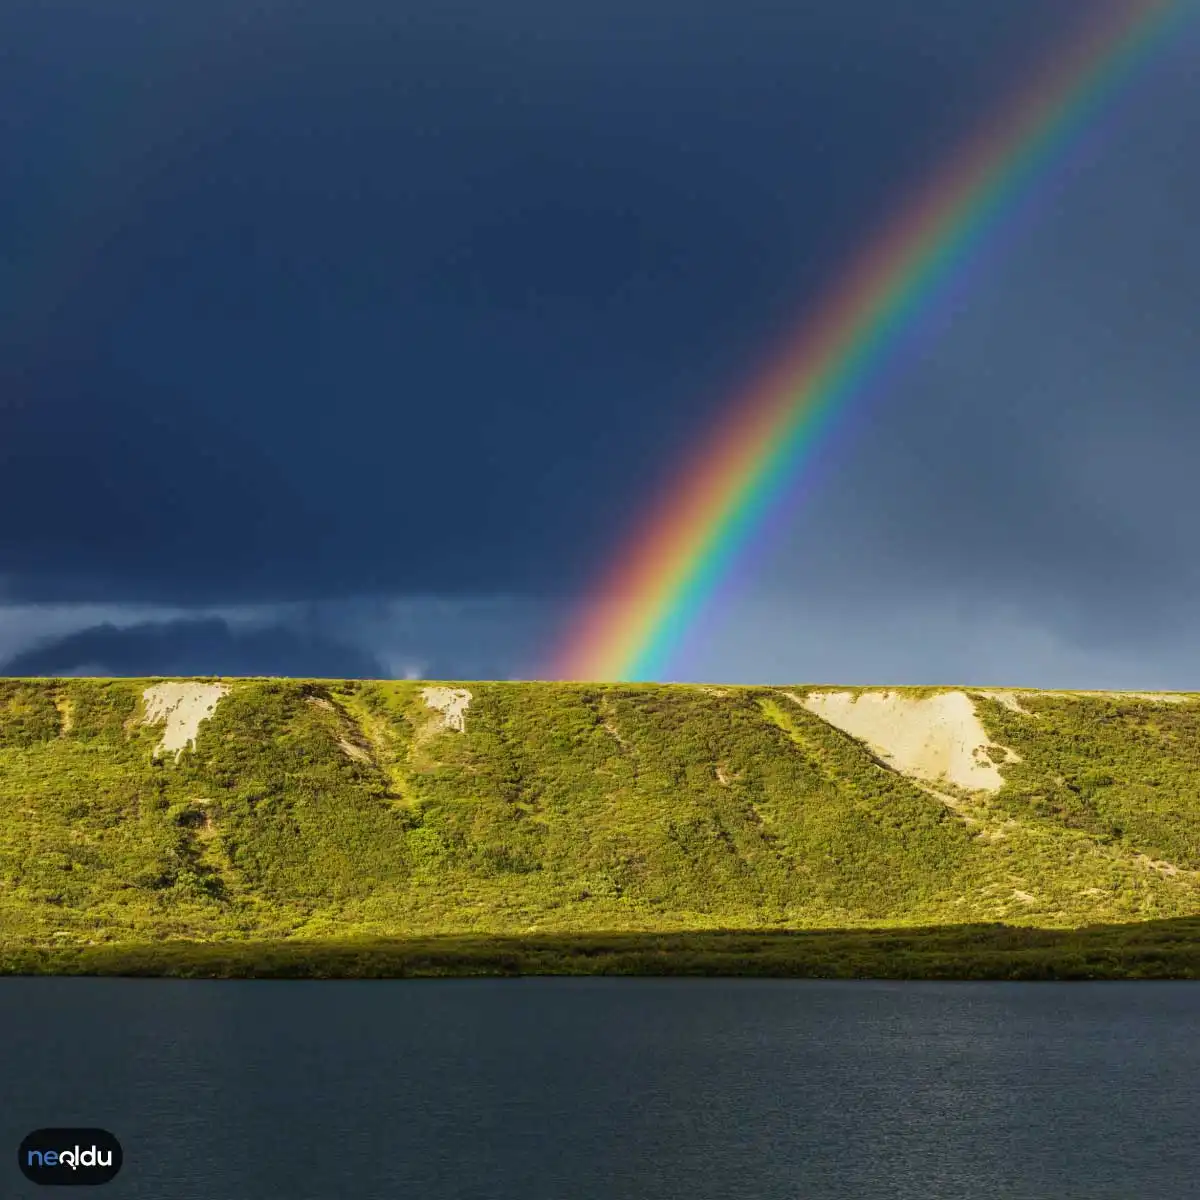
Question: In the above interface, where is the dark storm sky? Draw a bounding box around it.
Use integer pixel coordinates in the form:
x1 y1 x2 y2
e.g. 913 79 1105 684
3 0 1198 684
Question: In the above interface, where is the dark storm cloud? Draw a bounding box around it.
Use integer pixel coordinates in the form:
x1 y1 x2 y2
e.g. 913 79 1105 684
0 617 388 678
3 0 1197 686
1 0 1080 606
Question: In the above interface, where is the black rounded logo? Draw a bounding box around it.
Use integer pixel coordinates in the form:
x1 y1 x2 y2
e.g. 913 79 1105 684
18 1129 122 1186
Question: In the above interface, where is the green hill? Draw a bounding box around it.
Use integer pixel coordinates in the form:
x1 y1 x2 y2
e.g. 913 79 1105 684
4 676 1200 979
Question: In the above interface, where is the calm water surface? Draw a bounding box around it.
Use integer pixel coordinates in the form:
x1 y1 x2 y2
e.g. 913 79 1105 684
1 978 1197 1198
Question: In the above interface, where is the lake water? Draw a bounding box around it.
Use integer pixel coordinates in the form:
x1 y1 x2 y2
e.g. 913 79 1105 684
1 977 1197 1198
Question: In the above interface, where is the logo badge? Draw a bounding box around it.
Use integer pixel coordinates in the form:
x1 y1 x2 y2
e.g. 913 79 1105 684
18 1130 123 1186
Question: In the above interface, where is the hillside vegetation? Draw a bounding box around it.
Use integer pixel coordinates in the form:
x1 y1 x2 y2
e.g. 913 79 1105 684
3 677 1200 978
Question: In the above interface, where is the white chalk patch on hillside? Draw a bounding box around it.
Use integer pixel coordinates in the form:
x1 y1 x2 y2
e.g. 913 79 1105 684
421 686 472 732
798 689 1019 793
142 682 230 759
338 737 371 763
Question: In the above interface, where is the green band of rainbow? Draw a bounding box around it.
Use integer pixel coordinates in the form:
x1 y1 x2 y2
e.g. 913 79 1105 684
550 0 1188 683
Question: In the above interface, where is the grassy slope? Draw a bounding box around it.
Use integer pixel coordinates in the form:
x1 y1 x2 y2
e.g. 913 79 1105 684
3 677 1200 977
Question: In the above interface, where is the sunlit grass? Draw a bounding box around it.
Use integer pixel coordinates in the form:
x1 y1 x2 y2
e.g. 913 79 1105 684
3 677 1200 976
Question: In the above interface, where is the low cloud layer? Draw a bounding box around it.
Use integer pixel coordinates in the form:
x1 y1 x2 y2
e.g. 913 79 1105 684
0 617 387 679
1 585 1195 690
0 596 551 681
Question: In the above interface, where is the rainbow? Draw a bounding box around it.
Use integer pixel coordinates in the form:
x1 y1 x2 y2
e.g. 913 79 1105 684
549 0 1189 683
